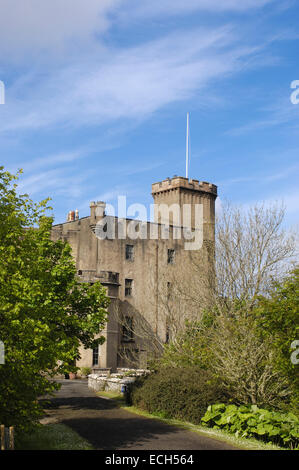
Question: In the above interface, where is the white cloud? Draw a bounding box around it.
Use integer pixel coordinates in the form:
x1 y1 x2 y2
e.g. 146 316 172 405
218 163 299 186
0 26 262 134
0 0 121 61
0 0 275 63
21 149 85 172
117 0 274 22
17 166 92 198
226 95 299 136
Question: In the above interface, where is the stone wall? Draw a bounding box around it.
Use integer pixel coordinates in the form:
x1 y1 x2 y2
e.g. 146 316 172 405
88 368 150 393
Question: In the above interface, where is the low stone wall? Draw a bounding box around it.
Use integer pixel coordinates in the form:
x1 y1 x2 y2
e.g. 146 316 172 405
88 374 136 393
88 368 150 393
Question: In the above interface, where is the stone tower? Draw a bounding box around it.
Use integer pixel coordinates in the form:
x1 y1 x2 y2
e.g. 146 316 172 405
51 175 218 371
151 176 217 242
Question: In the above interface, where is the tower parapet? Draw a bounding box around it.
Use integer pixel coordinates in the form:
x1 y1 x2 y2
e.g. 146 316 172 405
152 176 217 197
152 176 217 241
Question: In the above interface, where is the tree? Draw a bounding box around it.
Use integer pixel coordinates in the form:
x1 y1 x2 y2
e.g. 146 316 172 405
214 201 296 314
0 167 109 430
156 312 214 370
160 202 296 355
155 202 297 407
255 267 299 410
209 315 291 407
173 201 296 318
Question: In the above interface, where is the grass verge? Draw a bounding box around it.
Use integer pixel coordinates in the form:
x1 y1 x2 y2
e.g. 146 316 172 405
16 423 93 450
97 391 284 451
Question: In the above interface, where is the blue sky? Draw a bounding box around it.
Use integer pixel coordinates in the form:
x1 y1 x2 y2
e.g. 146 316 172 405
0 0 298 228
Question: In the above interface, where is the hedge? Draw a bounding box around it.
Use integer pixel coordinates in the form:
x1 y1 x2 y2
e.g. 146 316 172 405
130 367 227 423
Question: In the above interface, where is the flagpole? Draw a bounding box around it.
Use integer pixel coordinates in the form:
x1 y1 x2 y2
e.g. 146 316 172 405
186 112 189 179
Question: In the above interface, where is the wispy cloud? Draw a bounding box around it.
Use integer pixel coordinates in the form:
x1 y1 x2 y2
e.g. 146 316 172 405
219 162 299 186
0 0 122 62
0 0 277 65
18 149 86 173
0 26 266 135
225 95 299 136
117 0 274 22
17 166 92 199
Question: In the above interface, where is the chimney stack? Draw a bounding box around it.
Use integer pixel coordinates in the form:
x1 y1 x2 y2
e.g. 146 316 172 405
90 201 106 221
67 210 76 222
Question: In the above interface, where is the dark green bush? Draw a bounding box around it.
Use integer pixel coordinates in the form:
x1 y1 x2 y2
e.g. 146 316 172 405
202 403 299 449
130 367 227 424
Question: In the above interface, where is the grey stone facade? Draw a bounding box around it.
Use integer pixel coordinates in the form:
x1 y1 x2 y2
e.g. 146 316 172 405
51 176 217 371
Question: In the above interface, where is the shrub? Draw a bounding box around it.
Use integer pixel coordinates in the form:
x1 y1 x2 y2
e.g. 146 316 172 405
80 367 92 377
201 403 299 449
157 317 214 370
130 367 227 424
209 315 292 408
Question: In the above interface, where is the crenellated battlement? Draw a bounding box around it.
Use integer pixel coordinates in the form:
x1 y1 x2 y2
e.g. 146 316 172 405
152 176 217 197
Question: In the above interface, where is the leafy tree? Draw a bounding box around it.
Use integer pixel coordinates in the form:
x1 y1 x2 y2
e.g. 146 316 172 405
157 202 297 409
0 167 109 430
255 267 299 411
209 315 291 407
156 314 214 370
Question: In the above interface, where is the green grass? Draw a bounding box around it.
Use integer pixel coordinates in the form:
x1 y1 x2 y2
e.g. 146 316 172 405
126 406 285 450
97 390 126 406
97 391 284 451
16 423 94 450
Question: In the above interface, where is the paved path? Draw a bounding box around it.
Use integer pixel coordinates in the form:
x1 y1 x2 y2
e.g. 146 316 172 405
41 379 239 450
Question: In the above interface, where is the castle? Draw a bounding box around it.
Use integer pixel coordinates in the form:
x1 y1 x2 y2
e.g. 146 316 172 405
51 176 217 371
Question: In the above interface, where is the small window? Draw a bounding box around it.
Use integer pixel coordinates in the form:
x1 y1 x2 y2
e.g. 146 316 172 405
126 244 134 261
125 279 133 297
167 282 172 301
167 249 175 264
165 323 170 344
92 346 99 366
122 316 134 342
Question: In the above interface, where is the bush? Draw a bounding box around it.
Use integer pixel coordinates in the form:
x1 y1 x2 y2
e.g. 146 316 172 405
201 403 299 449
130 367 227 424
80 367 92 377
157 317 214 370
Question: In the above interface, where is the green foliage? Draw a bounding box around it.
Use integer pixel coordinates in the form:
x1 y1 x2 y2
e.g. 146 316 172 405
255 267 299 410
157 315 214 369
201 403 299 449
0 167 109 430
157 312 292 410
130 367 227 423
80 367 92 377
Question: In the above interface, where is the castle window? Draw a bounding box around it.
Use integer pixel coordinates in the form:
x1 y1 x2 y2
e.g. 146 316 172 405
122 316 134 342
92 346 99 366
165 323 170 344
125 278 133 297
126 244 134 261
167 249 175 264
167 282 172 300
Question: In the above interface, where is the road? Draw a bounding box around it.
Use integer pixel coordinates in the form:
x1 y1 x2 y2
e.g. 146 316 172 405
41 379 239 450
